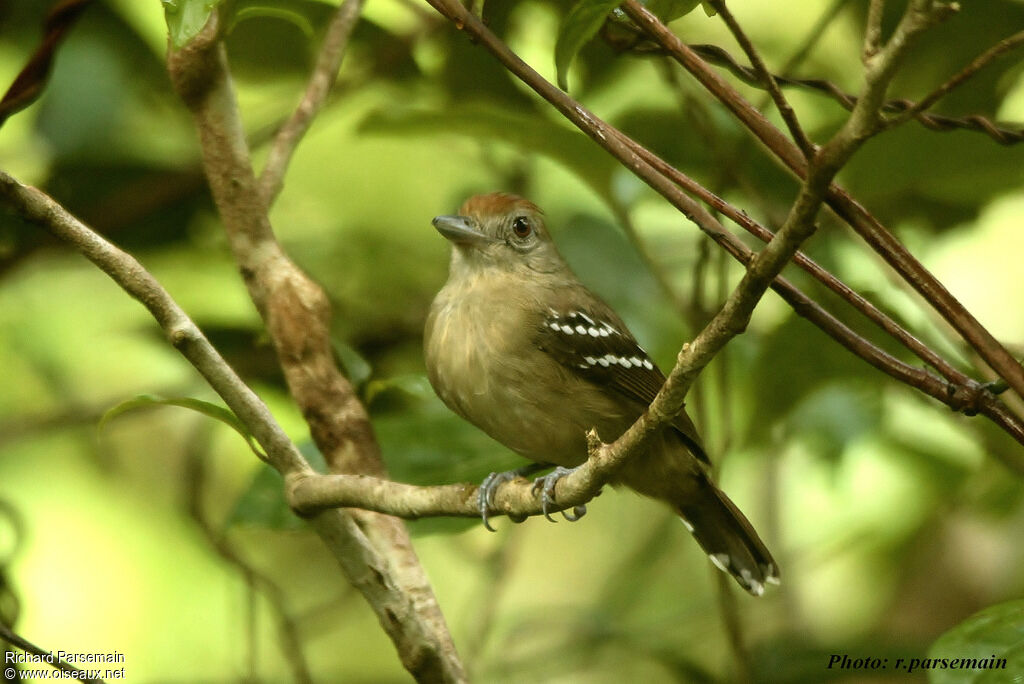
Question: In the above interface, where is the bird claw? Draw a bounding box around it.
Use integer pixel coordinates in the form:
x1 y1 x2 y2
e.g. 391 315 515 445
530 466 585 523
477 463 552 531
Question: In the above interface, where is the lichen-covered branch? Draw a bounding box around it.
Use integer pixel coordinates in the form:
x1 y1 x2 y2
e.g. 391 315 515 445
165 12 465 682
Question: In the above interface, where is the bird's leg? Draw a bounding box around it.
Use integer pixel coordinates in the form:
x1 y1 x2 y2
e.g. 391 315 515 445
530 465 587 523
478 462 553 531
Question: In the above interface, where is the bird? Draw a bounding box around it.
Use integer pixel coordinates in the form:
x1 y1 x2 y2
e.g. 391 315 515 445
424 192 778 596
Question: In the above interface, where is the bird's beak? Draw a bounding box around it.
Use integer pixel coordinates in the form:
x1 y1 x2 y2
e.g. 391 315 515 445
432 215 494 247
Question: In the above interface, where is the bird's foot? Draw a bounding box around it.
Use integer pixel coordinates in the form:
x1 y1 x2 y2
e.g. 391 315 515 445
530 466 587 523
478 463 552 532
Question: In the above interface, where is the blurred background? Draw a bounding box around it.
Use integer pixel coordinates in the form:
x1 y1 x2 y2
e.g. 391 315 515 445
1 0 1023 681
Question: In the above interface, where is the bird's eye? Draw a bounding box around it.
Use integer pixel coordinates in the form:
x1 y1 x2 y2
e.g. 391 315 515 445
512 216 532 238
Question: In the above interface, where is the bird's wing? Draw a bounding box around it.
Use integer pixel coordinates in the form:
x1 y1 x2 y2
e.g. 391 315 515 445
534 308 710 465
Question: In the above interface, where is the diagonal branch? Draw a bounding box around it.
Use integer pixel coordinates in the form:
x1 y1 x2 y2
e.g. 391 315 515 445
885 28 1024 128
417 0 1024 451
666 43 1024 144
166 13 465 682
0 168 465 681
707 0 815 158
258 0 365 205
621 0 1024 405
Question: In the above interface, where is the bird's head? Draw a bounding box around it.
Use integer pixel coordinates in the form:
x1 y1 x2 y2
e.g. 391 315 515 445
432 193 567 276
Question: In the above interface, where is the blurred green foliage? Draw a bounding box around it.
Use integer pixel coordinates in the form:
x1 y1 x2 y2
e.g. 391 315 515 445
1 0 1023 682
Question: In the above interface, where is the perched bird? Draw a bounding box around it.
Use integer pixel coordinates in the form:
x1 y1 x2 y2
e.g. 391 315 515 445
424 192 778 596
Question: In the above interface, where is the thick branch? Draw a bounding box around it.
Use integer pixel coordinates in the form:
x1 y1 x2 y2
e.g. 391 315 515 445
166 13 464 682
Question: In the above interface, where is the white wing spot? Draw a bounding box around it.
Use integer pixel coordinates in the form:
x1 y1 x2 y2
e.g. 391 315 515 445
629 356 642 367
560 325 574 335
679 517 695 533
587 328 600 337
574 325 587 334
583 356 596 365
549 322 561 331
577 313 595 325
642 359 654 370
597 357 610 367
709 553 730 573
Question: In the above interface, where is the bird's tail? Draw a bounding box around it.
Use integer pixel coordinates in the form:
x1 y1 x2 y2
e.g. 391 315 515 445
675 473 779 596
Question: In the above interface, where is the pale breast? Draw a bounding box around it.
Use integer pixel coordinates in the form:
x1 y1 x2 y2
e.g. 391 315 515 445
425 274 633 466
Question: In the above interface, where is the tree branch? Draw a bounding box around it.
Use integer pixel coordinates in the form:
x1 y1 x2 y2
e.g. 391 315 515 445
885 28 1024 128
258 0 365 205
165 13 465 682
621 0 1024 405
864 0 886 61
674 42 1024 145
415 0 1024 452
0 168 464 682
707 0 815 158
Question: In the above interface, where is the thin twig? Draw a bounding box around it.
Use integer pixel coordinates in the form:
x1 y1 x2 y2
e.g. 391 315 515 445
0 619 105 683
674 42 1024 145
886 28 1024 127
782 0 852 75
864 0 886 62
258 0 365 205
707 0 815 158
621 0 1024 405
418 0 1024 452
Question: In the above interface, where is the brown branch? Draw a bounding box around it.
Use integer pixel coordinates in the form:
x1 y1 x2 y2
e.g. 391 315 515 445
258 0 365 205
287 0 1024 519
885 28 1024 127
0 168 464 682
707 0 815 159
0 0 95 128
864 0 886 62
416 0 1024 454
166 13 465 683
677 42 1024 145
621 0 1024 406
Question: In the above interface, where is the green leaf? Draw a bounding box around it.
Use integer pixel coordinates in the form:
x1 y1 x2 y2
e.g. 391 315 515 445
100 393 265 459
928 600 1024 683
644 0 704 21
555 0 621 91
555 0 703 90
227 0 336 38
333 340 373 389
162 0 224 49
